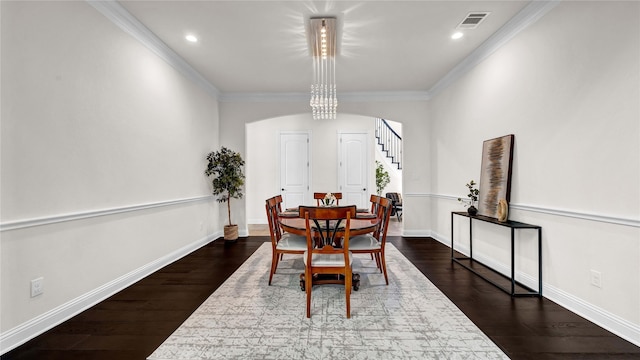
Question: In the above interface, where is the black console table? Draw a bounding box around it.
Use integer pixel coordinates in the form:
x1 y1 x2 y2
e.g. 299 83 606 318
451 211 542 297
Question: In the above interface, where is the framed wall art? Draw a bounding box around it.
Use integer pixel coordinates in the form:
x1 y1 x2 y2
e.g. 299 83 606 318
478 134 514 218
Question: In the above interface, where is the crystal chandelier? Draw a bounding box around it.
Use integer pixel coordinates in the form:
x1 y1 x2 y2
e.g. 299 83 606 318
309 18 337 120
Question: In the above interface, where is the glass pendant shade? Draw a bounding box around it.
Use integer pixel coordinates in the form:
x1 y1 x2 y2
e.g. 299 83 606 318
309 18 337 120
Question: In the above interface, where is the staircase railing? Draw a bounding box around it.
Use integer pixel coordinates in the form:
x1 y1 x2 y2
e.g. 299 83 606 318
375 118 402 170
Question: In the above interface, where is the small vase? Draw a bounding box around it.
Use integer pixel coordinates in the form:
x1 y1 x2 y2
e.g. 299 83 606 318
497 199 508 222
467 206 478 216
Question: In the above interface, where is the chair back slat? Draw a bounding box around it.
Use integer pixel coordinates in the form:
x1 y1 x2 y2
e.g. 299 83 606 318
299 205 356 250
376 197 392 245
265 196 281 244
313 192 343 206
369 194 381 213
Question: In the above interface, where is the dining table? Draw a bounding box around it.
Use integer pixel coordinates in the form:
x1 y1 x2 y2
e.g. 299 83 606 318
278 207 378 237
277 206 378 291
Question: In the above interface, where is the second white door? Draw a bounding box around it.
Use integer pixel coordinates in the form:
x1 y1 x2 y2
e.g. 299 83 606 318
338 132 370 209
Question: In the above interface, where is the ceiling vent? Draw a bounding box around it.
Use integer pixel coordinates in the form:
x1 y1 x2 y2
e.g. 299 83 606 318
456 12 490 29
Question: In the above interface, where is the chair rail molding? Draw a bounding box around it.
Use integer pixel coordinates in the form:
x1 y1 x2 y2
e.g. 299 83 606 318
432 194 639 228
0 195 213 232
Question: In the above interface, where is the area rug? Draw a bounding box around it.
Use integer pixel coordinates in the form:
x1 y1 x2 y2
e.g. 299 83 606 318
148 243 508 360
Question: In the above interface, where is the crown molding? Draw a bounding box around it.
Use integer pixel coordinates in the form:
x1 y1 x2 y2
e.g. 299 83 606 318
428 0 560 97
340 91 431 102
218 91 430 103
87 0 220 98
218 92 309 103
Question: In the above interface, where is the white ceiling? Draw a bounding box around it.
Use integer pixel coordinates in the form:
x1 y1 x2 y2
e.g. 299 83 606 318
118 1 531 95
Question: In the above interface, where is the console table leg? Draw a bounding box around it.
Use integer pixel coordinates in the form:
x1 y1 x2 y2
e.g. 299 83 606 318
511 227 515 296
538 228 543 296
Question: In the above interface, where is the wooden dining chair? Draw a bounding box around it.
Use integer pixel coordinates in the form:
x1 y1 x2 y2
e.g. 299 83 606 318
386 192 403 221
349 196 392 285
313 192 342 206
299 205 356 318
265 196 306 285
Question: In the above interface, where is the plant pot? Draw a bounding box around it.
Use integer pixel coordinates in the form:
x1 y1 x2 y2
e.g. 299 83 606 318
224 224 239 241
467 206 478 216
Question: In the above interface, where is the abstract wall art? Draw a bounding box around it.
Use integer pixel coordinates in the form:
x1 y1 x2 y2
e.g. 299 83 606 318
478 134 514 219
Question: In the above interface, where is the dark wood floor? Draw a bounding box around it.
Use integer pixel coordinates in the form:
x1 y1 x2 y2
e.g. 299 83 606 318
3 236 639 359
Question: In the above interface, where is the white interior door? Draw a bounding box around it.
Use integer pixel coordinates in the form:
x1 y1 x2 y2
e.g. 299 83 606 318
279 132 310 209
338 132 370 209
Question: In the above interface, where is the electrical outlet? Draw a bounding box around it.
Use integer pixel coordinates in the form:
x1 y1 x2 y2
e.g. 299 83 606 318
590 270 601 288
31 277 44 297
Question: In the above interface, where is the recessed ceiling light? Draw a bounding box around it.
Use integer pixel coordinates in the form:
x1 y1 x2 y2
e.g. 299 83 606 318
451 32 464 40
185 34 198 43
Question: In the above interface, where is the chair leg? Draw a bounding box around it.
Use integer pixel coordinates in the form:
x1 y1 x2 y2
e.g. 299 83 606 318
305 268 312 318
380 250 389 285
269 251 279 285
374 253 382 271
345 268 352 319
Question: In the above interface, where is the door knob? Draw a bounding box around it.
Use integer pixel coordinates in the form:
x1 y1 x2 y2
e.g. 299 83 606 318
281 188 285 191
363 188 366 191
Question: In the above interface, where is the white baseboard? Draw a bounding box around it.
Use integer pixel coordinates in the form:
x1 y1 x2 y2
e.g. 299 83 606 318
0 232 219 355
430 230 450 247
400 229 431 237
544 283 640 347
430 231 640 347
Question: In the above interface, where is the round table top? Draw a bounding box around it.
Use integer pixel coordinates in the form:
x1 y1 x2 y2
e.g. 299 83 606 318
279 207 375 218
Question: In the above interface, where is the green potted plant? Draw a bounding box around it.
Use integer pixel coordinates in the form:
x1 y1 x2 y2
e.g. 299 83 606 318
458 180 479 216
375 160 391 196
205 147 245 241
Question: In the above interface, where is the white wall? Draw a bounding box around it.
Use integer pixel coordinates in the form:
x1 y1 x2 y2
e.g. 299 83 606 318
0 1 219 350
428 1 640 344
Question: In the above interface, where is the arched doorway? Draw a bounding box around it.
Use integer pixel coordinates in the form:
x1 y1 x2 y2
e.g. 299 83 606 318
245 113 402 236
